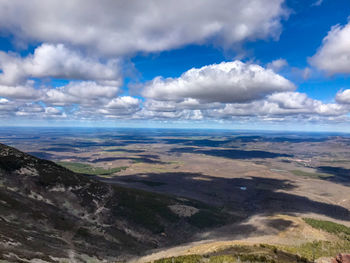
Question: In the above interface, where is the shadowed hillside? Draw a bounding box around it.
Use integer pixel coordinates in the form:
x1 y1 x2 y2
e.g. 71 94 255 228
0 143 230 262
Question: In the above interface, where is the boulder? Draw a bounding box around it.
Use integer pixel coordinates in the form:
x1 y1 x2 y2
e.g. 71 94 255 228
331 254 350 263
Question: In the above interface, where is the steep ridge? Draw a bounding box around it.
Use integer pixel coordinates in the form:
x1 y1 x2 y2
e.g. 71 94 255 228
0 143 228 262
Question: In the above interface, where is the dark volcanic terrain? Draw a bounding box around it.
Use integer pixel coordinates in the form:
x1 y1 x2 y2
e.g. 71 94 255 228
0 143 229 262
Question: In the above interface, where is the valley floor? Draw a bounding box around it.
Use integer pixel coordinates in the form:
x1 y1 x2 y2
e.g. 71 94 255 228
1 128 350 262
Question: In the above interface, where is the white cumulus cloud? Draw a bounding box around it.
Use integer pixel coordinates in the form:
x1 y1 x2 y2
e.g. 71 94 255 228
336 89 350 104
0 82 41 99
0 43 121 85
0 0 288 55
309 21 350 75
105 96 141 109
267 58 288 72
211 92 346 118
143 61 295 103
43 81 120 106
98 96 141 117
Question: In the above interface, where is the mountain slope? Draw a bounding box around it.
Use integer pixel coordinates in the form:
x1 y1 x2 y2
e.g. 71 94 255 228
0 143 228 262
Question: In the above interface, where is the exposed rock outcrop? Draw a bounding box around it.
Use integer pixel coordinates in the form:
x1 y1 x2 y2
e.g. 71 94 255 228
332 254 350 263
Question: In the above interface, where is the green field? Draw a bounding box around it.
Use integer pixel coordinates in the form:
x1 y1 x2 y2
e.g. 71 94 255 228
290 170 332 179
279 218 350 259
150 244 312 263
303 217 350 240
57 161 127 175
280 239 350 260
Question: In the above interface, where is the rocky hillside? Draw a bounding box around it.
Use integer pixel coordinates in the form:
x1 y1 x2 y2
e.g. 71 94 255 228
0 143 229 262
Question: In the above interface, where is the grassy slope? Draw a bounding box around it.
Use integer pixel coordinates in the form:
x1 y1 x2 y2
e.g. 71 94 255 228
150 244 312 263
303 218 350 237
278 218 350 260
150 218 350 263
56 161 127 175
290 170 332 179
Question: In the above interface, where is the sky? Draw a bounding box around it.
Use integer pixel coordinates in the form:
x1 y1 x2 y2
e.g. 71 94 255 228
0 0 350 131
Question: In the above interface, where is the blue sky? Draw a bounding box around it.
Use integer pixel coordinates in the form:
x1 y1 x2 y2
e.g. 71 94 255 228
0 0 350 131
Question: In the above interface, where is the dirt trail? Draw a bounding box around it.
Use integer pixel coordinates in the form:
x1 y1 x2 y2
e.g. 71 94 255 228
128 214 330 263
